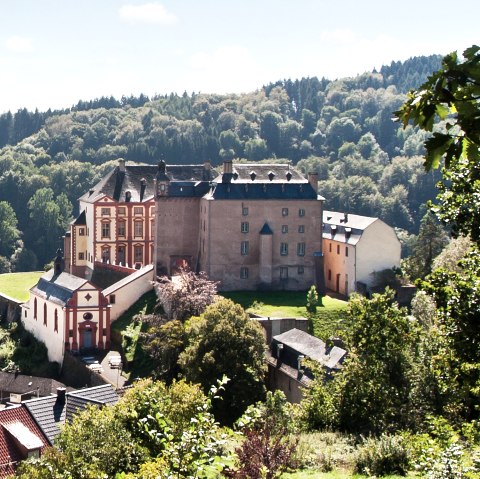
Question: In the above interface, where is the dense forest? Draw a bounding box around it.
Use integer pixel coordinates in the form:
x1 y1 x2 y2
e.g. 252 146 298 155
0 54 443 270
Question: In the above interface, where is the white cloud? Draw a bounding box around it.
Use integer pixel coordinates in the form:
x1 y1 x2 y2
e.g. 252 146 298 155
5 36 33 53
119 3 177 25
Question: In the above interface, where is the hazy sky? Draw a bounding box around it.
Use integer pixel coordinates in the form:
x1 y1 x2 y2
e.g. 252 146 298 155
0 0 478 113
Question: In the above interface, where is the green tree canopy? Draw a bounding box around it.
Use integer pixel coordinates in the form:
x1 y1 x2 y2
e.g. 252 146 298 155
178 298 266 424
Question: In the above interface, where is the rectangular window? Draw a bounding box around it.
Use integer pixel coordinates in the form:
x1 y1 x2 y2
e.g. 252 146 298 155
241 241 249 255
299 208 305 217
298 225 305 233
134 207 143 215
118 221 126 237
280 243 288 256
328 269 332 280
298 266 304 275
79 228 85 236
78 252 84 260
134 221 143 238
101 222 110 238
242 206 249 216
281 225 288 234
241 222 249 233
280 266 288 279
134 246 143 262
110 294 116 304
151 221 155 239
282 208 289 216
118 207 126 216
240 267 249 279
346 247 349 257
329 243 332 252
69 329 73 338
101 207 110 216
337 244 340 254
297 242 306 256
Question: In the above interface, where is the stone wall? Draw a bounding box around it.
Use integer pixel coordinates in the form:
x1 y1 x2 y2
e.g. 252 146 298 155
0 293 22 323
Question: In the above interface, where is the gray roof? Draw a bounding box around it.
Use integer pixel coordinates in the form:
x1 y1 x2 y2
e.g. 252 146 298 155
0 372 67 397
23 384 119 445
322 210 378 245
80 163 218 203
273 328 347 370
31 269 89 307
213 164 307 183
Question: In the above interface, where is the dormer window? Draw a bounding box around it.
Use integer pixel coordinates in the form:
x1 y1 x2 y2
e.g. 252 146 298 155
250 171 256 181
268 171 275 181
286 171 292 181
125 191 132 202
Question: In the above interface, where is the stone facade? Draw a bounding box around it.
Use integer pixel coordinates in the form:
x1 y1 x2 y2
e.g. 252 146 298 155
154 160 325 291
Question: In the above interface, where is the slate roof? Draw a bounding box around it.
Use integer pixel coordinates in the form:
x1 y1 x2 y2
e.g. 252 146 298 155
0 372 68 398
72 210 86 225
23 384 119 445
207 182 319 201
31 269 90 307
322 210 378 245
273 328 347 370
213 164 307 183
80 163 218 203
0 406 49 478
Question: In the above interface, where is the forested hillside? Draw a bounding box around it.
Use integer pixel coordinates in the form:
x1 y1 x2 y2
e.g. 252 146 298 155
0 54 442 271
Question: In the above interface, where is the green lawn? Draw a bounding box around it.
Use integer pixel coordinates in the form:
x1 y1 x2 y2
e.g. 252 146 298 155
0 272 44 302
221 290 346 318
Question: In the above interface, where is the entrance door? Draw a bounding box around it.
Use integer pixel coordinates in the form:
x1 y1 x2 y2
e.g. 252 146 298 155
83 329 93 348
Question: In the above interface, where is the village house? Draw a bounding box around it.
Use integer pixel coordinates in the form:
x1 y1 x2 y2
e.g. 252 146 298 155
322 210 401 297
267 328 347 403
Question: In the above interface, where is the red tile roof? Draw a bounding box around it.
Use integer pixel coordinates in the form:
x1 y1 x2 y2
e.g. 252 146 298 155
0 405 49 478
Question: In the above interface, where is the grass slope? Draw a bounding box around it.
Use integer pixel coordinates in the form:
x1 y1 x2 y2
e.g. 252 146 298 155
0 272 44 302
221 291 346 318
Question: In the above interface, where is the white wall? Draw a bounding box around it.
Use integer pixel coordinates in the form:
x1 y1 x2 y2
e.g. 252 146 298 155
356 220 401 287
103 265 154 321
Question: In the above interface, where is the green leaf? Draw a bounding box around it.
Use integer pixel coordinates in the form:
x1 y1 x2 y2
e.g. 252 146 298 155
424 133 454 170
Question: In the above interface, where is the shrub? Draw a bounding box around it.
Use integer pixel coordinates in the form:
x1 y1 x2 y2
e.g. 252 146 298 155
354 433 409 476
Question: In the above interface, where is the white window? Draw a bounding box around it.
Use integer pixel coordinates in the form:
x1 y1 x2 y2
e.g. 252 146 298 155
282 225 288 234
240 267 249 279
241 222 249 233
101 207 110 216
134 221 143 238
241 241 249 255
280 243 288 256
297 242 306 256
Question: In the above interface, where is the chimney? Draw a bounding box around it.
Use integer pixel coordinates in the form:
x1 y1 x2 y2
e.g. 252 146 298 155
53 249 64 276
118 159 126 173
344 212 348 224
56 387 66 403
308 172 318 193
222 160 233 183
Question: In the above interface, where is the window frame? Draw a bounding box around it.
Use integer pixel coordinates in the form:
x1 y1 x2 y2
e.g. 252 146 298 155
241 241 249 255
241 222 249 233
297 242 306 256
280 242 288 256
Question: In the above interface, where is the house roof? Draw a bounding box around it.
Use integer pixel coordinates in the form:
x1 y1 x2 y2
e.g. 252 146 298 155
0 372 68 398
214 163 307 183
23 384 119 445
322 210 378 245
205 163 321 201
31 269 90 307
0 405 49 478
80 162 218 203
72 210 86 226
273 328 347 370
